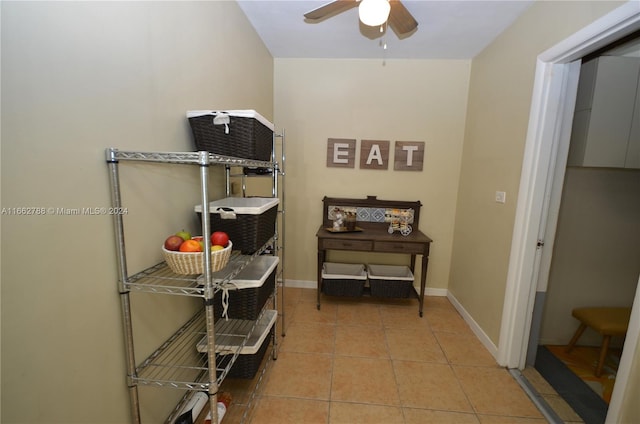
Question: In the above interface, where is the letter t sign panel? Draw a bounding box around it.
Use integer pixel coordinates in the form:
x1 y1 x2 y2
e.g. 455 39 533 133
394 141 425 171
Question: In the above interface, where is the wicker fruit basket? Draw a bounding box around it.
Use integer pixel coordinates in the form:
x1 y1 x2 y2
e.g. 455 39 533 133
162 241 232 275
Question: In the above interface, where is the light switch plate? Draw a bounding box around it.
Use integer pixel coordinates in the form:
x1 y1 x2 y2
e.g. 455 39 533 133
495 191 506 204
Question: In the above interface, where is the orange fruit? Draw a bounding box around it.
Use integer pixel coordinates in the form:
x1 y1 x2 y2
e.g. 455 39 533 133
179 239 202 252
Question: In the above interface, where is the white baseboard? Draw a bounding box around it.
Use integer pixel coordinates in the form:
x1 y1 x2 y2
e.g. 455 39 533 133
424 287 448 297
281 279 450 298
446 292 499 359
282 279 316 289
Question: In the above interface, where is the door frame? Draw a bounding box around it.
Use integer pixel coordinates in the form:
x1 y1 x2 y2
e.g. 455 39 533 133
497 0 640 417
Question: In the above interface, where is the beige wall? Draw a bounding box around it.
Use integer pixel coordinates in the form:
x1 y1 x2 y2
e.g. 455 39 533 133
274 58 470 291
449 0 625 345
1 2 272 423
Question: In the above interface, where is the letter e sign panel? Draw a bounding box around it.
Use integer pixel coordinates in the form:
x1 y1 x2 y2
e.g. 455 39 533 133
360 140 389 170
327 138 356 168
394 141 425 171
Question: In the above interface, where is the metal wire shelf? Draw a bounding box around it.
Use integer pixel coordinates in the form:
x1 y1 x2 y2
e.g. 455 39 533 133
134 305 276 390
125 238 275 297
108 131 285 424
107 148 275 169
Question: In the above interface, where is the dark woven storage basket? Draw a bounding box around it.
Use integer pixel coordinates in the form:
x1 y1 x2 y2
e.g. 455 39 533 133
367 264 414 298
227 335 271 379
369 280 414 298
321 263 366 298
322 278 365 297
213 267 276 321
188 114 273 161
207 205 278 254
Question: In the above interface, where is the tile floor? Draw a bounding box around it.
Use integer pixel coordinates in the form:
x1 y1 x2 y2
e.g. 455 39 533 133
219 287 549 424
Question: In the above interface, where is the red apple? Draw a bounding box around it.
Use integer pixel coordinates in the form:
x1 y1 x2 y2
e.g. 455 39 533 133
211 231 229 247
164 235 184 251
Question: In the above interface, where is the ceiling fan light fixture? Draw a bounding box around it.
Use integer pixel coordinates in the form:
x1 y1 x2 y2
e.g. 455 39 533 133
358 0 391 27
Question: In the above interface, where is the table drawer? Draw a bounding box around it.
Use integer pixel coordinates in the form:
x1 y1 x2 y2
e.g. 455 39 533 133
374 241 425 254
321 239 373 251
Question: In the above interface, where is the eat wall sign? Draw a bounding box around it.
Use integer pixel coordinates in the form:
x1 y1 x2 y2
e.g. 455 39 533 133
326 138 425 171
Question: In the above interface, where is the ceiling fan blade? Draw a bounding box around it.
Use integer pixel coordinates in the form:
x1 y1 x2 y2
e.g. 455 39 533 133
304 0 358 21
388 0 418 35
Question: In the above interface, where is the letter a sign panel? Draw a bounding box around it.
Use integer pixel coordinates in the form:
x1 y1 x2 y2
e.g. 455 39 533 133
360 140 389 170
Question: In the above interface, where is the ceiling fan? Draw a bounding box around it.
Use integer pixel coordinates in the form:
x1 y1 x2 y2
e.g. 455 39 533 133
304 0 418 37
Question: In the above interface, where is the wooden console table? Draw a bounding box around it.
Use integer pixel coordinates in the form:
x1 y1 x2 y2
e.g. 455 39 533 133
316 196 433 316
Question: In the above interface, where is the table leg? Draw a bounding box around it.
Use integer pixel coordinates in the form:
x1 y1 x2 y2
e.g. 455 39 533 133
419 254 428 317
317 250 324 310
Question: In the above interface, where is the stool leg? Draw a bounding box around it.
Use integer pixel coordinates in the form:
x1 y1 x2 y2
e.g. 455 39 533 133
566 323 587 353
596 335 611 377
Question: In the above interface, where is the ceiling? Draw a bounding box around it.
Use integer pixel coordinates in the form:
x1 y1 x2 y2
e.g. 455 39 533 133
237 0 535 59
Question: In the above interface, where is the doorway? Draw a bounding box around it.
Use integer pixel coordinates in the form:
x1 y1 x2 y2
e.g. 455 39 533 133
526 34 640 422
497 2 640 423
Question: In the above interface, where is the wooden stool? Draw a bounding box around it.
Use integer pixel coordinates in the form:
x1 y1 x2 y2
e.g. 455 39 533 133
566 307 631 377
